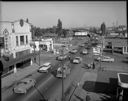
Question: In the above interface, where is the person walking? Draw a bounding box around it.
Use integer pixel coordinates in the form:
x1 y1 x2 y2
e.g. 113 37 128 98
92 61 95 69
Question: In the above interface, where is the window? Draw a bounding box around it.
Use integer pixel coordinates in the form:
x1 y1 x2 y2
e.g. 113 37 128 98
20 36 24 45
16 36 18 46
26 35 28 44
124 47 128 53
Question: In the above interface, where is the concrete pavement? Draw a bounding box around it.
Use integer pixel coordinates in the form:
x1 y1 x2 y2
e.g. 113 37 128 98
70 69 127 101
1 63 39 90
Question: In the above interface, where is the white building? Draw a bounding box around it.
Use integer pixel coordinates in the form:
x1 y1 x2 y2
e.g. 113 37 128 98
74 31 88 36
0 19 32 59
30 38 54 52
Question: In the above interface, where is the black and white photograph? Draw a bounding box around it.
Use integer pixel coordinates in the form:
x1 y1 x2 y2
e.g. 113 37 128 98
0 1 127 101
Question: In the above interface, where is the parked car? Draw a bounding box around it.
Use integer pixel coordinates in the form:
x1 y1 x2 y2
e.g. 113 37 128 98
72 57 82 64
79 44 85 47
69 49 78 54
13 78 36 94
95 55 114 62
38 62 52 73
56 65 71 78
56 55 70 61
81 49 88 55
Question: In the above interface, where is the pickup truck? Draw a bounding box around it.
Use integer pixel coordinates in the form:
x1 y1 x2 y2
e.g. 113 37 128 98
56 65 71 78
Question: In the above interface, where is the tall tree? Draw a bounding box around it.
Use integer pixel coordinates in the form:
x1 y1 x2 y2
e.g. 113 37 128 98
26 18 29 23
101 22 106 36
62 29 67 37
57 19 62 37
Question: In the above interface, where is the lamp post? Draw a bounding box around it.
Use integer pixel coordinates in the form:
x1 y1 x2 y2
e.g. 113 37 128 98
39 38 41 66
99 36 103 71
61 45 65 101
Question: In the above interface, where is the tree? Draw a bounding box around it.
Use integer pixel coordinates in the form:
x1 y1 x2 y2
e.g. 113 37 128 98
62 29 67 37
26 18 29 23
34 27 42 38
30 25 36 40
57 19 62 37
101 22 106 36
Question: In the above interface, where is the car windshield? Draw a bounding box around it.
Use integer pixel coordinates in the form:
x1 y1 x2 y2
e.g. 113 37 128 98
23 82 28 84
42 63 50 67
42 65 49 67
17 81 29 85
75 57 80 59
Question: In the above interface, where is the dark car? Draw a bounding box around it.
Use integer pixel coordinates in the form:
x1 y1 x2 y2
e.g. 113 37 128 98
56 55 70 61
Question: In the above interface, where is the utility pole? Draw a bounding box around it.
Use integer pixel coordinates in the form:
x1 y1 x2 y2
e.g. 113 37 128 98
39 38 41 66
61 45 65 101
100 35 104 71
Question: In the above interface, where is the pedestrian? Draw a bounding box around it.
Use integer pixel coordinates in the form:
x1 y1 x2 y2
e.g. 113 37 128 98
0 61 3 76
92 62 95 69
34 57 36 63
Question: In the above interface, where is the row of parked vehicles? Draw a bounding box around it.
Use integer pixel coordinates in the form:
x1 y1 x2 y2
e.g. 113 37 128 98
95 55 114 62
13 43 89 94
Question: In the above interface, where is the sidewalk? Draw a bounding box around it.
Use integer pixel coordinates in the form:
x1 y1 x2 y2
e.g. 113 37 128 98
1 63 39 90
70 71 98 101
71 70 119 101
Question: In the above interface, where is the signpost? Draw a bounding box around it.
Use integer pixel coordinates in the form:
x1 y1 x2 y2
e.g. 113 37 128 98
58 45 66 101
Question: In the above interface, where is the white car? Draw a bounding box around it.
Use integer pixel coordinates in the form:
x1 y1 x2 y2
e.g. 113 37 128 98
70 49 78 54
81 49 88 55
79 44 85 47
13 78 36 94
72 57 82 64
56 55 70 61
38 62 52 72
95 56 114 62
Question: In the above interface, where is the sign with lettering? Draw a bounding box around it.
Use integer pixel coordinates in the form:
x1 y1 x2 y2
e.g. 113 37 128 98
3 29 9 52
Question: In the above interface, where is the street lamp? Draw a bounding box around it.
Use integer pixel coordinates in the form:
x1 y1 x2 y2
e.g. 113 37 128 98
39 38 41 66
99 36 104 71
60 45 66 101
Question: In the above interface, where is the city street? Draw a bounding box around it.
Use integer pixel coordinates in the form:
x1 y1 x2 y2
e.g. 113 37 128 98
2 41 91 101
2 38 128 101
1 2 127 101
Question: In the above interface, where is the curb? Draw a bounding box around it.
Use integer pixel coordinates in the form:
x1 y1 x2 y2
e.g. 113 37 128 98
1 63 39 90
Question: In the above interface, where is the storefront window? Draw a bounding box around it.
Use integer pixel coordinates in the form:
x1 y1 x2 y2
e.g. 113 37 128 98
124 47 128 53
20 36 24 45
26 35 28 44
16 36 18 46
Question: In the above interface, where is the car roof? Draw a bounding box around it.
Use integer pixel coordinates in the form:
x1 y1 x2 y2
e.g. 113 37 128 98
43 62 51 65
20 78 34 82
75 57 81 59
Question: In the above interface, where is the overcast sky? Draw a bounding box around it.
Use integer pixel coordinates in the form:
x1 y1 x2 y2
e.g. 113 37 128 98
0 1 127 28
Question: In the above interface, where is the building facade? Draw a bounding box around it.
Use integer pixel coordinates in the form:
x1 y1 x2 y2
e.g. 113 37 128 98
0 19 32 59
30 38 54 52
0 19 33 77
105 37 128 54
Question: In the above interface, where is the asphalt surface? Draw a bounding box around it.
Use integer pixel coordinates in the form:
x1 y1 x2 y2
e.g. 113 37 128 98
2 38 128 101
2 44 89 101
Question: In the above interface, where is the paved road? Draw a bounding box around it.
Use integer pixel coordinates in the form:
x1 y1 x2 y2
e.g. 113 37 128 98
2 45 90 101
3 39 128 101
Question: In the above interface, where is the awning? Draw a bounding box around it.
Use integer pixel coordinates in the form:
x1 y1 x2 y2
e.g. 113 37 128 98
1 52 38 69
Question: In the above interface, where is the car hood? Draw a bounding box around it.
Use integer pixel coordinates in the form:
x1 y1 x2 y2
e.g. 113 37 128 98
14 84 27 90
39 67 48 70
73 59 79 62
